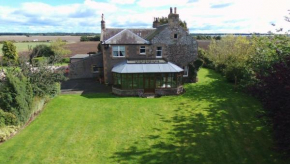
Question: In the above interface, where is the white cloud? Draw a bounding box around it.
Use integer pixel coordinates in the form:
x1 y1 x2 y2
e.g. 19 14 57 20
110 0 136 4
137 0 190 8
0 0 289 33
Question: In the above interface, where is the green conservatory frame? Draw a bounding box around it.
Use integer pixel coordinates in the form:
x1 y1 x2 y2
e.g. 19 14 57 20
113 72 183 92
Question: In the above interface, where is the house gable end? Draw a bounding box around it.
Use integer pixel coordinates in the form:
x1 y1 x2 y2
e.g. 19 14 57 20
104 29 150 44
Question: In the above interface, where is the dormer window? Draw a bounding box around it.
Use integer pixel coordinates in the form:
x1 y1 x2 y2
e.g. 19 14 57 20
112 46 125 57
156 47 162 58
174 34 178 39
140 46 146 55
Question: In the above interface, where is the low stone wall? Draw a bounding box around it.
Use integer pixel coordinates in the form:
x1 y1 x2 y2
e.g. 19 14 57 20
112 86 184 96
112 87 144 96
155 86 184 96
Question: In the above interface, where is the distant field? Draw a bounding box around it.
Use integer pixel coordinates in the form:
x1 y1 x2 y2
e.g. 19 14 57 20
0 36 81 42
0 42 51 56
197 40 211 50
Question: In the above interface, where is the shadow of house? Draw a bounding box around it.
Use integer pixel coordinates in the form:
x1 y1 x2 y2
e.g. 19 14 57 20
110 69 278 164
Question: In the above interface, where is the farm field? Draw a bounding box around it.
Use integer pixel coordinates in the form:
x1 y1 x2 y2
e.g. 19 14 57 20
0 41 99 57
197 40 211 50
0 42 51 56
0 35 81 42
0 68 286 164
64 41 99 57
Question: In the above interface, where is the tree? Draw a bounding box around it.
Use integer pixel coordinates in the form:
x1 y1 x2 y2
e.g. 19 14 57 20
1 41 18 64
205 35 255 86
29 44 54 62
48 39 71 63
0 69 33 124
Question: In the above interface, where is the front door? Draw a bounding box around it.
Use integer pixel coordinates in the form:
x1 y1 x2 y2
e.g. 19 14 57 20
144 74 155 93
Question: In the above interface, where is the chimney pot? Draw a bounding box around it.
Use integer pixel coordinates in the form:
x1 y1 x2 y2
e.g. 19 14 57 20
170 7 172 14
174 7 177 14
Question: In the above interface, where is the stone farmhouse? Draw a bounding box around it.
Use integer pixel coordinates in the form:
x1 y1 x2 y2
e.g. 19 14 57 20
69 7 198 96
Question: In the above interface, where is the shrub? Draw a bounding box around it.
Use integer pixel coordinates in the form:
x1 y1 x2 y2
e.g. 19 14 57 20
249 55 290 156
29 44 54 61
0 126 19 142
0 109 17 127
62 57 70 63
1 41 18 65
32 57 48 66
0 70 33 124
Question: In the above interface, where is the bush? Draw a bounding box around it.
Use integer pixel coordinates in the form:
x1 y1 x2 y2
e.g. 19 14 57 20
80 35 100 42
0 70 33 124
0 109 17 127
62 57 70 63
0 126 19 142
32 57 48 66
250 55 290 156
29 44 54 61
2 41 18 65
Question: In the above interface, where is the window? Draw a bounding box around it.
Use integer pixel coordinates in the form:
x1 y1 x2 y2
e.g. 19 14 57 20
183 66 189 77
140 46 146 55
112 46 125 57
156 47 162 58
174 34 178 39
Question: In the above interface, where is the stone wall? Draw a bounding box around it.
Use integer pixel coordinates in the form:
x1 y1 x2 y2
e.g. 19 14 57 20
69 53 103 79
151 26 198 67
155 86 184 95
112 87 144 96
112 87 184 96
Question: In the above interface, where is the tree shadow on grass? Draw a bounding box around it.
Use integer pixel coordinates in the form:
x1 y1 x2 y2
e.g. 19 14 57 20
110 69 281 164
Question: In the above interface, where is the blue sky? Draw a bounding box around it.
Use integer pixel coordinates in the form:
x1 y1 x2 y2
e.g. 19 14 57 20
0 0 289 33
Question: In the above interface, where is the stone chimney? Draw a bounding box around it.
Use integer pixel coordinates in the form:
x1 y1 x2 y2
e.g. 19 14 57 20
101 13 105 30
168 7 179 27
152 17 160 28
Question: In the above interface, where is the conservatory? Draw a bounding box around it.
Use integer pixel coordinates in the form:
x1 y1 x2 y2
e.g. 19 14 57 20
112 59 184 96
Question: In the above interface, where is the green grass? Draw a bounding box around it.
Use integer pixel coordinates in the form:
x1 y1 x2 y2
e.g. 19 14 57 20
0 68 287 163
0 42 51 56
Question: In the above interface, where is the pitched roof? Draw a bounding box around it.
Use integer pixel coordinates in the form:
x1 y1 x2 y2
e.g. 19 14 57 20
102 28 156 42
145 24 169 40
104 29 150 44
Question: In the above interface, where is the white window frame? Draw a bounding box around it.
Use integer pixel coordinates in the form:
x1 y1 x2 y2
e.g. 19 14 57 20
140 46 146 55
183 66 189 77
156 47 162 58
112 46 125 57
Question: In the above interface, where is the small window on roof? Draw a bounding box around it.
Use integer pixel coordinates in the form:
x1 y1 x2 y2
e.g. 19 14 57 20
140 46 146 55
174 34 178 39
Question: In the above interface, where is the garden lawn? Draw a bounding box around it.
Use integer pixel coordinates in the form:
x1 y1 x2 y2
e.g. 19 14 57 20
0 68 286 164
